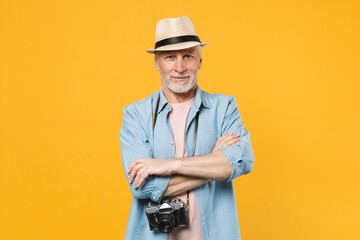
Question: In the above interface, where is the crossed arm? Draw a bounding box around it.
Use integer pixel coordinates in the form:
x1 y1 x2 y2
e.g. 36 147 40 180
121 96 254 201
128 133 240 196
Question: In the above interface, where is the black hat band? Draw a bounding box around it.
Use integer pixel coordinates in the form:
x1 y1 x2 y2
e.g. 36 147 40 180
155 35 201 49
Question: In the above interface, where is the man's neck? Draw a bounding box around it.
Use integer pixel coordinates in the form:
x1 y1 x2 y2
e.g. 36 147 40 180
162 86 197 103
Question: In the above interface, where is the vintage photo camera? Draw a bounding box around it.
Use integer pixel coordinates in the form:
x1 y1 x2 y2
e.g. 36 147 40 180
145 198 189 233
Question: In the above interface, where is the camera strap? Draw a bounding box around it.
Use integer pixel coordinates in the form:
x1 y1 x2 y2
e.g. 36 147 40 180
153 93 199 206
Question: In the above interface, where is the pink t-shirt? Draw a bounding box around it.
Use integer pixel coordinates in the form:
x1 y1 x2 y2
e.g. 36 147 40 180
168 97 202 240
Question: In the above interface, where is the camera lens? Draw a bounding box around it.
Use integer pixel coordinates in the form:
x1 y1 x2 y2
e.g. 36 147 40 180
158 214 176 233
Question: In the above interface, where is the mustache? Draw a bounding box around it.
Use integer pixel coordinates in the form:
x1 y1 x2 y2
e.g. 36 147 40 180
171 75 190 78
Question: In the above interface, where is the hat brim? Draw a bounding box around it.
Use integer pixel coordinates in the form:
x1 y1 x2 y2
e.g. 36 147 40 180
145 41 209 53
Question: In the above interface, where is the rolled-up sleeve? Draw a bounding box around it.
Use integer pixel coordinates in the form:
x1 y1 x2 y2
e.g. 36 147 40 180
218 96 255 181
120 105 171 202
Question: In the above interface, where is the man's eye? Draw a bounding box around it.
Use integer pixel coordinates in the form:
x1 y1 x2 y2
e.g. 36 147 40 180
184 55 195 61
165 55 174 60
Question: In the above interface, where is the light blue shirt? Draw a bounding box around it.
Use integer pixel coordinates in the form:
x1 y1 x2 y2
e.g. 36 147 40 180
120 86 255 240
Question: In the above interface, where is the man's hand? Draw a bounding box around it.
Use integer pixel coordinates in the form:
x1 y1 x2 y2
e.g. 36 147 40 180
212 133 240 152
128 158 175 189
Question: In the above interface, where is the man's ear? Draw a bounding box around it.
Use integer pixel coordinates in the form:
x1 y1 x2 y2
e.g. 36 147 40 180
198 57 202 69
154 57 159 71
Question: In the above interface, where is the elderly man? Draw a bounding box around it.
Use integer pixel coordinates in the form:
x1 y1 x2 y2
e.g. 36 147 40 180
120 16 254 240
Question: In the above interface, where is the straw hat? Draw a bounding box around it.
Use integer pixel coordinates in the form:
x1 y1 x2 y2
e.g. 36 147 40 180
145 16 209 53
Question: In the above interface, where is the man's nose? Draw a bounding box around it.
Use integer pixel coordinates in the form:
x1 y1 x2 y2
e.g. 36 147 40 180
174 58 186 73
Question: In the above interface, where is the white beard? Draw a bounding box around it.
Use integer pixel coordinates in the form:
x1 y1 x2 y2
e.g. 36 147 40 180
161 74 197 93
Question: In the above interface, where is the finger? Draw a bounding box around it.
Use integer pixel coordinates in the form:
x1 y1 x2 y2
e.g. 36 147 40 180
218 136 241 148
223 136 240 145
219 133 232 140
221 134 238 140
223 134 240 141
128 159 144 173
129 163 142 184
228 138 240 145
214 135 235 148
219 135 239 145
225 133 239 138
213 133 238 152
215 135 231 146
128 160 138 173
129 168 136 184
135 168 148 189
217 133 232 141
134 164 146 188
225 139 240 148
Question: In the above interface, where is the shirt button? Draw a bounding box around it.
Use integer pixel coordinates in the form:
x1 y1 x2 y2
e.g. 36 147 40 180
164 119 167 123
170 141 174 145
166 105 170 109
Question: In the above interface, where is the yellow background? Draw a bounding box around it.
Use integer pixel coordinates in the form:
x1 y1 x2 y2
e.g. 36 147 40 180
1 0 359 239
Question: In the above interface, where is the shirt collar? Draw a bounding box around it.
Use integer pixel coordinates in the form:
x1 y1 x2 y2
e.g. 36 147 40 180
156 85 210 113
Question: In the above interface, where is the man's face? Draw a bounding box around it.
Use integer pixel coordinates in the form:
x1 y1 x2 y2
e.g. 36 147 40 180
154 46 202 94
